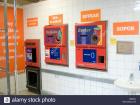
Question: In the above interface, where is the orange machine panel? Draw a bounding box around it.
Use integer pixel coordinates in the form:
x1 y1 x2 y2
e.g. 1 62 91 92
45 47 68 65
25 39 40 68
44 24 68 65
75 21 107 71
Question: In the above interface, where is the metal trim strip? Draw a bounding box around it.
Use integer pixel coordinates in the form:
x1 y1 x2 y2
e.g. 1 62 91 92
41 69 114 84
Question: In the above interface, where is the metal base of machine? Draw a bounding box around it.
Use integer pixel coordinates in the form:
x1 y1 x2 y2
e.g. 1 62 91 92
26 66 40 94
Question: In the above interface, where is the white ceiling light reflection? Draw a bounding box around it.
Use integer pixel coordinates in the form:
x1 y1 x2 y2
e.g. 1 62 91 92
134 1 140 11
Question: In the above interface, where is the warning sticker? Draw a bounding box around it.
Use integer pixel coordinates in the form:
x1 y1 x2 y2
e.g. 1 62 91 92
45 49 50 58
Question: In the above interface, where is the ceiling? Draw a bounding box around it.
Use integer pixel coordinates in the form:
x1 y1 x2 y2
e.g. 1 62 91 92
0 0 44 6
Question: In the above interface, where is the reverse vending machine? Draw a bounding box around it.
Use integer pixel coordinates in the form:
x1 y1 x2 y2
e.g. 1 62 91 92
44 24 68 65
75 21 107 70
25 39 41 93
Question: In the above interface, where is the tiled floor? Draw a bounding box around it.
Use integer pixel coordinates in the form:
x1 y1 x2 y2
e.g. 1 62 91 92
0 89 39 95
18 89 39 95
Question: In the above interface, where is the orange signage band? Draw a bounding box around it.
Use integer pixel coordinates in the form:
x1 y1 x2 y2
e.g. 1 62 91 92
27 17 38 27
0 6 25 77
49 14 63 25
113 21 139 35
81 9 101 22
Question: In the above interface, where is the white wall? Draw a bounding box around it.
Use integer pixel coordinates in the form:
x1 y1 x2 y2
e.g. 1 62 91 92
23 0 140 95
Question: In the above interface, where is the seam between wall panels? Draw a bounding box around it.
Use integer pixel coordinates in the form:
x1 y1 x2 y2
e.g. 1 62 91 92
41 69 115 84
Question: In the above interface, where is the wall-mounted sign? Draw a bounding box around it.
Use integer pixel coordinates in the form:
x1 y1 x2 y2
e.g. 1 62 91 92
81 9 101 22
113 21 139 35
0 6 25 77
117 41 134 54
49 14 63 25
27 17 38 27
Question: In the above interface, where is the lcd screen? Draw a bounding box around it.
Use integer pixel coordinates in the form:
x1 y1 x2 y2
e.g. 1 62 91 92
46 28 62 44
83 49 96 63
26 48 37 63
50 48 60 60
77 25 100 45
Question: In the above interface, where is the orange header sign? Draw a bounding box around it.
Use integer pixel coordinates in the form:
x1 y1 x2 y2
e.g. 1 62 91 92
81 9 101 22
113 21 139 35
49 14 63 25
27 17 38 27
0 6 25 77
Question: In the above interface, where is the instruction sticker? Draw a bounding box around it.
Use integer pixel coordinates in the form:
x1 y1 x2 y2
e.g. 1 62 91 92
70 40 75 47
110 37 117 46
45 49 50 58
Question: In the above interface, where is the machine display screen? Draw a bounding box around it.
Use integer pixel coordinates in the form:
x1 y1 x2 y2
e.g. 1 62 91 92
45 28 62 44
83 49 96 63
77 25 100 45
26 48 37 63
50 48 60 60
